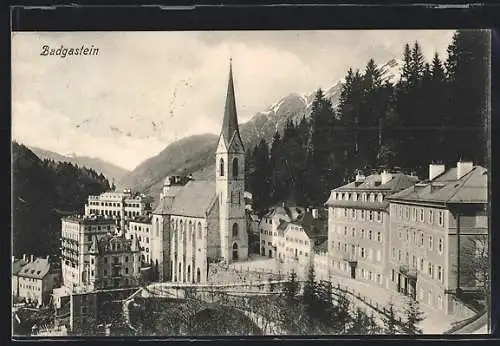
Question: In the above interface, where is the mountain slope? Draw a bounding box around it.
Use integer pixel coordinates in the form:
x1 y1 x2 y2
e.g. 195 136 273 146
12 142 110 259
124 58 402 202
29 146 129 183
118 133 218 198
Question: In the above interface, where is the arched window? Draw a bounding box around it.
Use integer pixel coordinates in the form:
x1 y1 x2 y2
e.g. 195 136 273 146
197 222 202 239
220 158 224 177
232 158 239 178
232 223 239 238
232 243 239 261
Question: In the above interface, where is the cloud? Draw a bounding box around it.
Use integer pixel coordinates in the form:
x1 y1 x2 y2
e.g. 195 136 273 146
12 30 455 170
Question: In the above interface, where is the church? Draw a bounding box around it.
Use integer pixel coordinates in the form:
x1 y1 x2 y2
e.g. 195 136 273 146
150 60 249 283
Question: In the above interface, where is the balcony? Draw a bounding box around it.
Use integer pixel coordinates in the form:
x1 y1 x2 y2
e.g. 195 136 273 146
112 262 122 267
399 264 418 280
343 253 358 265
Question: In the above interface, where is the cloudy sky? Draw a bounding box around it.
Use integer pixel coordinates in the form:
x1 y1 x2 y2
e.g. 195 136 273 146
12 30 455 171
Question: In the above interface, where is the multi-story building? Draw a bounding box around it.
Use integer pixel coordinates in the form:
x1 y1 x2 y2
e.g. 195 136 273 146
387 162 488 316
60 215 117 290
277 210 328 277
325 171 419 288
15 256 60 306
84 190 153 230
259 205 305 258
151 60 249 284
127 215 153 266
12 255 29 298
87 234 141 290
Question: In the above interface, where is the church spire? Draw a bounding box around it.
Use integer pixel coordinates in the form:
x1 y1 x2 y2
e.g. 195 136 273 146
221 58 242 148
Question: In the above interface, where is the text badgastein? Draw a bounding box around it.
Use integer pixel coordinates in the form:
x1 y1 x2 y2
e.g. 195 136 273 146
40 45 99 58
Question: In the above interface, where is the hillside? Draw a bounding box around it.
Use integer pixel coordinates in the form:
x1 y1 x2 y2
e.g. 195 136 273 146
117 134 218 199
12 142 110 259
29 146 129 184
122 58 402 203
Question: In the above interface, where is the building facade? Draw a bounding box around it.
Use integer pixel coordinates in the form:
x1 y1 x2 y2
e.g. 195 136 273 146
151 60 249 284
127 215 153 265
259 206 305 259
84 190 153 230
325 171 419 288
87 234 141 290
15 256 60 306
60 215 117 290
387 162 488 316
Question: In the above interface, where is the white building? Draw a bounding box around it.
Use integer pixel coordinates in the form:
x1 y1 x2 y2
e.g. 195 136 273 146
84 190 153 230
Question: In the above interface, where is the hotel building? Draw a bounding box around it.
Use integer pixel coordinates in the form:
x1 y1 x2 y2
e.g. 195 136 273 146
325 171 419 288
387 162 488 316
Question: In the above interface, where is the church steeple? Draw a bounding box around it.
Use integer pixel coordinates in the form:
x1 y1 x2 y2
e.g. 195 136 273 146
221 58 243 149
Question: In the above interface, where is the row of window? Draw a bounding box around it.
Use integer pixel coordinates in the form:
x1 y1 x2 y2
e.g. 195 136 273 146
331 191 384 203
335 226 383 243
333 241 382 262
87 209 141 218
285 237 310 246
397 230 444 254
332 260 384 284
284 247 309 257
219 157 240 178
132 225 150 233
88 201 142 208
392 249 444 281
19 284 41 291
396 205 445 227
334 208 384 223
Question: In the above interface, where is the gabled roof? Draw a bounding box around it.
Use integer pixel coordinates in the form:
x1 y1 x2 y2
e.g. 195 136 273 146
282 211 328 240
12 259 29 275
16 258 54 280
152 180 217 218
170 180 217 217
388 166 487 205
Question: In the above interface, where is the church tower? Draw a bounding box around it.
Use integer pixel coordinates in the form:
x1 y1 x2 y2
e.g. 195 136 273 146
216 59 248 263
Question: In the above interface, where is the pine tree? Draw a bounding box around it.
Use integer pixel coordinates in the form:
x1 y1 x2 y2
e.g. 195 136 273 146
445 29 489 166
383 301 398 335
404 298 425 334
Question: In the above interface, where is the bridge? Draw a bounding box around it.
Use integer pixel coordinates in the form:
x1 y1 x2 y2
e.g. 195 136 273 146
121 279 411 335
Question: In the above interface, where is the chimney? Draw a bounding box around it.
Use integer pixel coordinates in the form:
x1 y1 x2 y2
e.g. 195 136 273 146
12 256 15 263
31 255 35 262
429 164 445 181
380 170 393 185
457 161 473 180
23 254 27 262
312 209 319 219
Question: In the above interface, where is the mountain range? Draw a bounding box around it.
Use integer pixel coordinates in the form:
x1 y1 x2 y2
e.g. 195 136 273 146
118 58 402 203
28 146 130 184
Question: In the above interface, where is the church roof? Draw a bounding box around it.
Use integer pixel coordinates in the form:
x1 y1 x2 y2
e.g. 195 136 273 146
220 60 243 149
170 180 217 218
153 180 217 218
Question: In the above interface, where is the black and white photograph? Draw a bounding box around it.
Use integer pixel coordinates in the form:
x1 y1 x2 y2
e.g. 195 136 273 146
11 29 490 337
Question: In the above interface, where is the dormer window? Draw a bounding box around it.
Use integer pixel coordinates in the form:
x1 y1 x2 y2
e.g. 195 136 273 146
377 193 383 202
352 192 358 201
